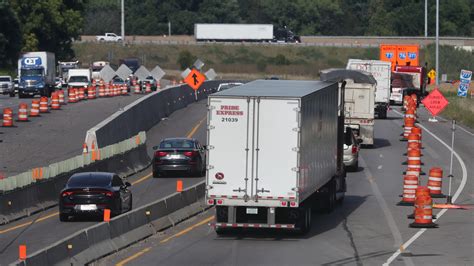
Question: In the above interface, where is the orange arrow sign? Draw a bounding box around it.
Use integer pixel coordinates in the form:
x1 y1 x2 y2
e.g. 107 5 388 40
184 69 206 91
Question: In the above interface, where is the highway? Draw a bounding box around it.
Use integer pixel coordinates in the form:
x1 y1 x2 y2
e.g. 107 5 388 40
0 93 144 176
95 107 474 266
0 97 209 264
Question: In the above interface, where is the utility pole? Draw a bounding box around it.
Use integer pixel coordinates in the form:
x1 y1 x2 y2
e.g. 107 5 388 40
121 0 125 46
168 21 171 37
435 0 439 85
425 0 428 37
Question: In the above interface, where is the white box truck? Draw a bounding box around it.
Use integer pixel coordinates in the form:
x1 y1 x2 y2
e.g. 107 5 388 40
67 69 91 89
206 80 346 233
320 69 376 146
346 59 391 119
18 52 56 97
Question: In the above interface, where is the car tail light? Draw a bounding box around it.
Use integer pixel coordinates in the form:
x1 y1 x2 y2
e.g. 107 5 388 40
352 145 358 154
103 191 113 197
61 191 74 197
155 151 167 157
183 151 198 157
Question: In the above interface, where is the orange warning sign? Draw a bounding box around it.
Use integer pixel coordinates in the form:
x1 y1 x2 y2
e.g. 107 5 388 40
380 44 419 70
184 69 206 91
421 88 449 116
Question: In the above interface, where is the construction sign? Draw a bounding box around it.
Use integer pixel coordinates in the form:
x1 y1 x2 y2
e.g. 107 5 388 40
380 44 419 71
422 89 449 116
184 69 206 91
428 69 436 84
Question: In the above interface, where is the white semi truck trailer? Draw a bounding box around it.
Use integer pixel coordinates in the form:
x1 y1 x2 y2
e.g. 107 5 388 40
205 80 346 233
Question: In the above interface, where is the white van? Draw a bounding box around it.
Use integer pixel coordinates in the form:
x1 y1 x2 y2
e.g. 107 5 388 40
67 69 90 89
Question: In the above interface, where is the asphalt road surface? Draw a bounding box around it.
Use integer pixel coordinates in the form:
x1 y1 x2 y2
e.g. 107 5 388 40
0 93 143 176
97 107 474 266
0 99 209 264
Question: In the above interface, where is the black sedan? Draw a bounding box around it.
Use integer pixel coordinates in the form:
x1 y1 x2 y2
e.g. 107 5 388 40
59 172 132 221
152 138 206 177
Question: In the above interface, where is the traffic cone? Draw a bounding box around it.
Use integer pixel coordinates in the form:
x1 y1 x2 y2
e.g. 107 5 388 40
398 175 418 206
409 187 438 228
82 143 88 154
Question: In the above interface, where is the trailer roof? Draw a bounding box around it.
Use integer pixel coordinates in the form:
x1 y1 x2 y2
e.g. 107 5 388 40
214 80 336 97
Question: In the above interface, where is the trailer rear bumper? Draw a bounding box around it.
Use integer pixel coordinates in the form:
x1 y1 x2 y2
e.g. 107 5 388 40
210 222 295 229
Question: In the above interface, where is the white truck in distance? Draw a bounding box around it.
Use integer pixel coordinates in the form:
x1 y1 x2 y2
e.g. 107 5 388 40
346 59 391 119
320 69 376 146
206 80 346 233
67 69 90 89
95 33 122 42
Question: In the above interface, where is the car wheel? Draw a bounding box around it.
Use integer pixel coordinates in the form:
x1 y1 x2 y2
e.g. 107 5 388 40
18 92 25 98
59 213 69 222
9 92 15 97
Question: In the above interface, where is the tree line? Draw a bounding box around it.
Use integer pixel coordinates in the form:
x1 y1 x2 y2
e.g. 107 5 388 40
1 0 472 69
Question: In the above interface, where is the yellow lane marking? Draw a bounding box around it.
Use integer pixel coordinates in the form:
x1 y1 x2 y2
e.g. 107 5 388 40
131 173 152 185
0 115 207 235
0 211 59 234
115 247 151 266
116 215 215 266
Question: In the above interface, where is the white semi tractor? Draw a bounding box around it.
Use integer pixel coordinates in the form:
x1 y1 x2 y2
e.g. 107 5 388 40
205 80 346 233
346 59 391 119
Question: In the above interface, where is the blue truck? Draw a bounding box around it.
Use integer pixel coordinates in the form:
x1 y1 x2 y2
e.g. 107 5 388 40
17 52 56 98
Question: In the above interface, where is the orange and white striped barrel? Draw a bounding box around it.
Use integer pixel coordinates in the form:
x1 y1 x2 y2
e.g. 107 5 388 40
58 90 65 104
2 108 13 127
404 108 416 119
427 167 444 197
407 149 422 172
39 97 49 113
407 141 421 152
156 81 161 90
399 175 418 205
410 187 437 228
17 103 29 121
411 126 422 141
68 88 77 103
104 83 110 96
403 117 415 138
145 83 152 93
87 86 96 99
407 133 421 145
99 85 105 97
134 84 140 94
78 88 85 100
30 100 40 117
51 93 60 110
121 84 128 95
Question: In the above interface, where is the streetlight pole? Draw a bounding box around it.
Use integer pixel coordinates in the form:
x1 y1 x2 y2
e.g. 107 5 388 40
435 0 439 85
121 0 125 46
424 0 428 38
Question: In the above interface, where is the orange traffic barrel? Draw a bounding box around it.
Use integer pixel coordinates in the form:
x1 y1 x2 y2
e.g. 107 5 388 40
39 97 49 113
58 90 66 104
145 83 152 93
409 188 438 228
69 88 77 103
404 108 416 119
428 167 446 198
156 81 161 90
30 100 40 117
411 94 418 104
2 108 14 127
104 83 110 96
407 133 421 144
17 103 29 121
411 126 422 141
87 86 96 99
406 141 421 153
121 84 128 95
134 84 140 94
99 85 105 97
51 92 60 110
398 175 418 206
78 88 85 100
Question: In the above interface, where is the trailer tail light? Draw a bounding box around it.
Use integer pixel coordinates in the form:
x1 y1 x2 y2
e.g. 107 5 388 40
207 199 215 205
290 201 297 207
217 199 223 205
352 145 358 154
281 201 287 207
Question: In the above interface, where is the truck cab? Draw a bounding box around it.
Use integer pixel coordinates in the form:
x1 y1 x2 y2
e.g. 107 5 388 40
18 52 55 98
393 65 428 103
19 63 47 97
67 69 91 89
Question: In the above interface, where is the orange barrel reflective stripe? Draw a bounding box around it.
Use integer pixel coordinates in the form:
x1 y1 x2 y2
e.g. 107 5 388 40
51 92 60 110
39 97 49 113
428 167 445 198
30 100 40 117
405 167 420 178
2 108 14 127
17 103 29 121
407 133 421 145
398 175 418 206
404 108 416 119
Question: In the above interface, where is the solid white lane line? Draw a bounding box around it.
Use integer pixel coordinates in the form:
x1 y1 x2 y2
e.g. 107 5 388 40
384 110 468 265
456 124 474 136
358 157 414 266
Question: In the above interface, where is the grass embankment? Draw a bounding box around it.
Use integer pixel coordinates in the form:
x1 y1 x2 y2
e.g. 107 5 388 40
429 83 474 129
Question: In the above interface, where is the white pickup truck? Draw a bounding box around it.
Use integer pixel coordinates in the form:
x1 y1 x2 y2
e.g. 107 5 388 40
95 33 122 42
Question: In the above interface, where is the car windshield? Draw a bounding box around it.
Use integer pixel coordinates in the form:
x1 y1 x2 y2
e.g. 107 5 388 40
160 139 195 149
67 174 111 187
0 77 11 82
113 77 124 83
68 76 88 83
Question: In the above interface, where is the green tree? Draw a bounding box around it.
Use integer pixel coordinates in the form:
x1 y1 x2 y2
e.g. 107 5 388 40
11 0 84 59
0 0 22 67
197 0 241 23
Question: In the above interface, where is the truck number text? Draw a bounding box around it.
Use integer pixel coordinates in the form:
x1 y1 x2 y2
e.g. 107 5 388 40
221 117 238 122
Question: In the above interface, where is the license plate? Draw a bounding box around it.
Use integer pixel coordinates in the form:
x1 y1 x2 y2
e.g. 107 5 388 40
79 204 97 211
169 154 181 159
246 208 258 215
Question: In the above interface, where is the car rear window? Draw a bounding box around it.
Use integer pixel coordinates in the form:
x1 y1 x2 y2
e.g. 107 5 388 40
160 139 194 149
67 174 111 187
344 130 353 146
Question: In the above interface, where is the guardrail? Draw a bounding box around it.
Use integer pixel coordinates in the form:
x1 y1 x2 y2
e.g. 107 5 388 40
11 181 208 266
